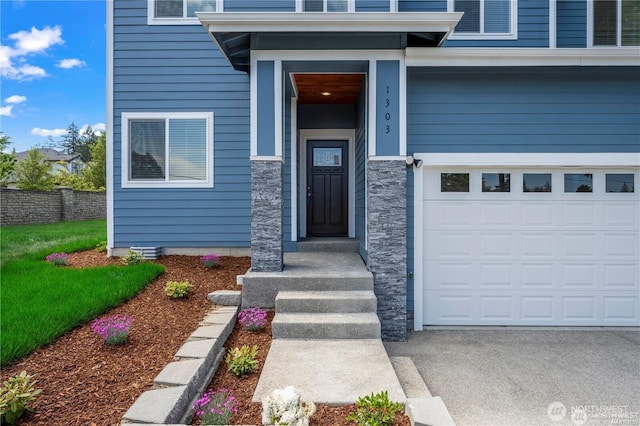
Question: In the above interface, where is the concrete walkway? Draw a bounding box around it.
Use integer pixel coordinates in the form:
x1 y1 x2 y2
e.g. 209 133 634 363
253 339 405 404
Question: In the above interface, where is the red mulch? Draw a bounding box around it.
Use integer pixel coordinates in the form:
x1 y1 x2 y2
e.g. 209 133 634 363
2 251 410 426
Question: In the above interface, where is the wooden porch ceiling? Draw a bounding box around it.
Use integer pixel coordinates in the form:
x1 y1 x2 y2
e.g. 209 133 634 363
292 73 364 105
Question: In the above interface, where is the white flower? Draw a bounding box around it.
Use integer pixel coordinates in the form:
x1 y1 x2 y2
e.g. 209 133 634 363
262 386 316 426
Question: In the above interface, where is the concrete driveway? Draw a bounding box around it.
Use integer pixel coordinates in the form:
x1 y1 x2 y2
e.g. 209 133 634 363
385 329 640 426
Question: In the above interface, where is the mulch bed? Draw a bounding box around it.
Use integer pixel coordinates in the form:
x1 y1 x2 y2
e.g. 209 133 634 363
2 251 409 426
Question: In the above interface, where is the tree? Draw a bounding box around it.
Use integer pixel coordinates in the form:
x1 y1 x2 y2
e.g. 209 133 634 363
59 122 99 162
82 133 106 190
0 133 17 187
14 149 54 190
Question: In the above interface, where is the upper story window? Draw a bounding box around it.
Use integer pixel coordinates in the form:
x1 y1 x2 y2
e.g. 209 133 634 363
592 0 640 46
150 0 221 23
448 0 517 40
121 112 214 188
297 0 353 12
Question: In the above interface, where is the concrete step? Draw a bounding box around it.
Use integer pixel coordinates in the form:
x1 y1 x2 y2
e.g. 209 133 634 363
272 312 381 339
276 291 377 314
297 238 359 253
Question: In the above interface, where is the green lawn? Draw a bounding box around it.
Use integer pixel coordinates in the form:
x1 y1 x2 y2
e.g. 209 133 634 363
0 220 165 366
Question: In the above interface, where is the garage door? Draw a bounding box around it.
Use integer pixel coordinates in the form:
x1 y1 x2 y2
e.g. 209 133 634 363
421 167 639 326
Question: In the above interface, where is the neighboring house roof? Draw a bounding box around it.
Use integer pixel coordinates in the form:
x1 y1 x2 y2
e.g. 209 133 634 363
15 148 82 164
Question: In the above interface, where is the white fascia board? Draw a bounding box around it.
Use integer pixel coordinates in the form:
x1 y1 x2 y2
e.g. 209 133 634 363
197 12 462 34
413 153 640 168
405 47 640 66
106 0 115 254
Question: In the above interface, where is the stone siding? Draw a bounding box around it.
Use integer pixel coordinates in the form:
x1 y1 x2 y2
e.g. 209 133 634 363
251 159 284 272
1 188 106 226
366 159 407 341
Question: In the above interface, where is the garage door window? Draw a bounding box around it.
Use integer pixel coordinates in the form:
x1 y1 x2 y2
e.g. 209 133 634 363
441 173 469 192
482 173 510 192
606 174 635 192
523 173 551 192
564 173 593 193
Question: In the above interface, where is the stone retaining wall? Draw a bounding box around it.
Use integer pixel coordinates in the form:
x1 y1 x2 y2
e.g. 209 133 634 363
0 188 106 225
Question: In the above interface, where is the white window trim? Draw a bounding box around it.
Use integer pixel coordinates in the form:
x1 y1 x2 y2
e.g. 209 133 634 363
447 0 518 40
121 112 214 188
148 0 223 25
295 0 355 12
587 0 633 48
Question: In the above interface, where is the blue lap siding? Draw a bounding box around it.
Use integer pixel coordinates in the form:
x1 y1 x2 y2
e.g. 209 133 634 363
113 0 251 249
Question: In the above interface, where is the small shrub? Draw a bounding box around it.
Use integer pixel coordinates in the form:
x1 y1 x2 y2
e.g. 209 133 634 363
225 344 259 376
95 241 107 253
164 280 192 298
91 314 134 345
200 253 220 268
0 371 42 425
120 250 144 266
261 385 316 426
192 388 238 425
45 252 69 266
345 390 404 426
238 307 268 331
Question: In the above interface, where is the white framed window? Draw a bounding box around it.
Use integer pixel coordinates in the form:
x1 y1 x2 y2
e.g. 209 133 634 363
295 0 355 12
121 112 214 188
447 0 517 40
148 0 222 25
589 0 640 47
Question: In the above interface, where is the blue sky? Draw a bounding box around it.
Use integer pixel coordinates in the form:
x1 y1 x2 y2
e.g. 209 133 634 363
1 0 106 153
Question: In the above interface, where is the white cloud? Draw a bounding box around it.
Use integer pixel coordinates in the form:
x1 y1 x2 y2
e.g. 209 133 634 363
0 26 63 81
80 123 106 136
57 58 86 69
9 26 63 55
5 95 27 104
30 127 68 137
0 105 13 117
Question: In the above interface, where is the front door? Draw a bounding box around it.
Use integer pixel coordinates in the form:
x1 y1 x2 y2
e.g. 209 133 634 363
307 140 348 236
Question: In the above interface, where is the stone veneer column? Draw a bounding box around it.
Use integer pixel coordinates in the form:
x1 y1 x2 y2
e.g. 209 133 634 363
367 159 407 341
251 159 284 272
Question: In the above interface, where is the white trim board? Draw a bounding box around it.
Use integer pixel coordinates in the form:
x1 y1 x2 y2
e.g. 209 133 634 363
106 0 115 255
405 47 640 66
298 129 356 239
412 153 640 168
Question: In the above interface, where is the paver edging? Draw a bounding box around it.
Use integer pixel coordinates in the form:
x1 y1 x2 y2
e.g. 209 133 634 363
121 291 240 425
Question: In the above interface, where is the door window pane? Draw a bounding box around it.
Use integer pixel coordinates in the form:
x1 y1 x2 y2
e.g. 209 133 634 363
482 173 511 192
606 174 635 192
441 173 470 192
523 173 551 192
564 174 593 192
313 148 342 166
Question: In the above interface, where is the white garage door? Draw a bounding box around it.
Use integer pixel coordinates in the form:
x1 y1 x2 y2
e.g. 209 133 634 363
421 167 640 326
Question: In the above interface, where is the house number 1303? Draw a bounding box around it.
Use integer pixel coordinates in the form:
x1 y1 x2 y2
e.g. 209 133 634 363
385 85 391 134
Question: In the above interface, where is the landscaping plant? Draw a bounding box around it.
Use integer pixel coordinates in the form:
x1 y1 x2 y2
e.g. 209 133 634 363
238 307 268 331
200 253 220 268
225 344 259 376
192 388 238 425
120 250 144 265
91 314 134 345
45 252 70 266
95 240 107 253
164 280 192 298
0 371 42 425
345 390 404 426
261 386 316 426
